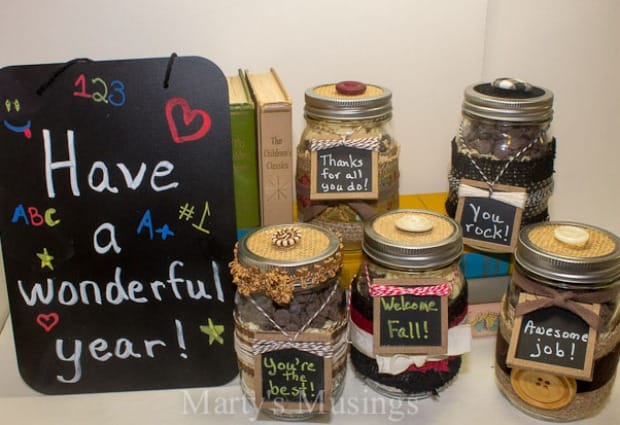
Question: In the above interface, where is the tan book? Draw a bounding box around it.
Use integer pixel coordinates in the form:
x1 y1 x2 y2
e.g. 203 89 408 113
245 68 293 225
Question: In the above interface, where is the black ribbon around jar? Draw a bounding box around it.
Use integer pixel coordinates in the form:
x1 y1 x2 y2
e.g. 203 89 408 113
512 271 620 332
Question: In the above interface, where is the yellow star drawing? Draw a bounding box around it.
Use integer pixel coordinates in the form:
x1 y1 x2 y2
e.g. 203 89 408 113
200 318 224 345
36 248 54 270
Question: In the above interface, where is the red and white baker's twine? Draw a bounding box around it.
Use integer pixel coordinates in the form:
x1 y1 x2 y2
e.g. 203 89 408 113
365 263 452 298
369 283 452 298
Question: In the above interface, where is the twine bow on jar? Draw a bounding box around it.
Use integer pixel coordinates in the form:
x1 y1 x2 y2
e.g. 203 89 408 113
512 271 620 332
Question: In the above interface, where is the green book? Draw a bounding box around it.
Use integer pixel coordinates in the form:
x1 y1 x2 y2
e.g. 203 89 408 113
227 70 260 235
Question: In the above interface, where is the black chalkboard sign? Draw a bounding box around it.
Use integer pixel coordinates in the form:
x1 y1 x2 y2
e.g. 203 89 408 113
0 56 239 394
372 279 448 355
255 345 331 413
507 294 599 381
310 145 378 200
455 179 524 252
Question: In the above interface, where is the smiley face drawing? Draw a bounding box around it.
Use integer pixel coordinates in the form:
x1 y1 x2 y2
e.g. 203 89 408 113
3 98 32 139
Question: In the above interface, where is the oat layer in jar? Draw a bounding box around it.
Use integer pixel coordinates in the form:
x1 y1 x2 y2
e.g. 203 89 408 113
496 222 620 421
349 209 471 398
296 81 399 250
230 223 347 420
446 78 555 230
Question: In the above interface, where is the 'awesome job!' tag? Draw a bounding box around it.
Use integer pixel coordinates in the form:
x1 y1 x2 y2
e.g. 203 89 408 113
0 56 238 394
372 278 449 355
310 140 379 200
455 179 525 252
254 332 332 413
507 294 599 381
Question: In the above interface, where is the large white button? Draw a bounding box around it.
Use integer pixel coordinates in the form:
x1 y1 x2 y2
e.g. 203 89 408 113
395 214 433 233
554 225 589 247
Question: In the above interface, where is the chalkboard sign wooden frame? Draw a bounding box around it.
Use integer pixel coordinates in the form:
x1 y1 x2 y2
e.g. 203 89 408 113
372 278 448 355
0 56 239 394
455 179 524 252
253 332 332 412
310 146 378 200
507 294 599 381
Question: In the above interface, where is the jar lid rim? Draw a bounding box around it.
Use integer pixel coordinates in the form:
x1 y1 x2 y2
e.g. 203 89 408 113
462 79 554 122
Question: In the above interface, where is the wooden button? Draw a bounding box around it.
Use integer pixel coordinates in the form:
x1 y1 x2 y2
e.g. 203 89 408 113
510 368 576 410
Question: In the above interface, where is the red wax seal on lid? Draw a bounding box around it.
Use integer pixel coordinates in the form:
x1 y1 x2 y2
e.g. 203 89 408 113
336 81 367 95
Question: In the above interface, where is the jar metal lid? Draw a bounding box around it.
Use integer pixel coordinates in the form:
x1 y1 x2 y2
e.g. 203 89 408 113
515 221 620 288
304 82 392 120
462 77 554 123
362 209 462 270
237 223 341 274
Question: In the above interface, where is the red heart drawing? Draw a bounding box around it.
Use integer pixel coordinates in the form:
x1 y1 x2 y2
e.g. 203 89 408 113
36 312 59 333
165 97 212 143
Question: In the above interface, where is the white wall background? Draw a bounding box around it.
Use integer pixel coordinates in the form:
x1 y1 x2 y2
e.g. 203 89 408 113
0 0 617 238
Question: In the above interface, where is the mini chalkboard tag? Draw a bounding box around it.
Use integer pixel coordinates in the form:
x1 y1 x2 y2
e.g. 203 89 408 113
253 332 332 413
372 278 449 355
0 56 239 394
455 178 525 252
507 293 600 381
309 138 379 200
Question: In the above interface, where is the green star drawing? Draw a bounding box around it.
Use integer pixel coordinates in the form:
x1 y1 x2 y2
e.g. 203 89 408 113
200 318 224 345
36 248 54 270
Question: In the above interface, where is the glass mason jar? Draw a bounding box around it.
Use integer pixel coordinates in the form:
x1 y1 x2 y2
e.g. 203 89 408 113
349 209 470 398
496 222 620 421
230 223 347 420
296 81 399 251
446 77 556 237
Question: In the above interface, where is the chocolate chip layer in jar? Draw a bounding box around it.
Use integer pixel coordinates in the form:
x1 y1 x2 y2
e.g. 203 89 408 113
446 78 556 248
349 209 471 399
296 81 399 251
229 223 347 420
496 222 620 421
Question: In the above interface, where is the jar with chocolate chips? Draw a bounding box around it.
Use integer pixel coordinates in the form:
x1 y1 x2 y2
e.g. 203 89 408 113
496 221 620 421
230 223 347 420
349 209 471 399
446 78 556 243
296 81 399 251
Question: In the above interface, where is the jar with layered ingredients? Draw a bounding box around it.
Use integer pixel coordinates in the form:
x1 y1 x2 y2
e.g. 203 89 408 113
349 209 471 398
296 81 399 252
446 78 556 251
496 221 620 421
230 223 347 420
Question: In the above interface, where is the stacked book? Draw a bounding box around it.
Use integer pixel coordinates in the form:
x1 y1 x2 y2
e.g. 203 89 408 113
226 69 293 239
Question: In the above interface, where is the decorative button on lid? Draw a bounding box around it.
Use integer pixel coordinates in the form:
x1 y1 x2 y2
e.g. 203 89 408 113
492 77 533 92
362 209 462 270
553 225 590 248
510 368 577 410
395 214 434 233
335 81 367 95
